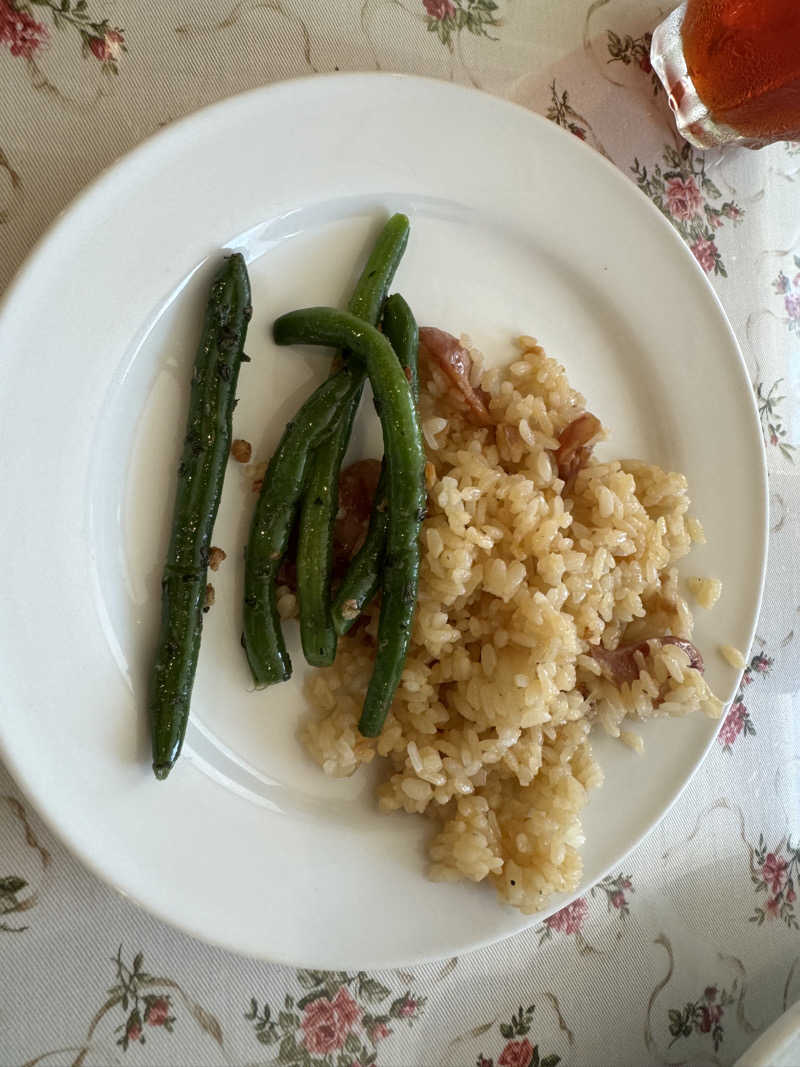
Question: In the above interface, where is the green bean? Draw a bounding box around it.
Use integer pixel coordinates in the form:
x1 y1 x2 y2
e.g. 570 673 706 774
242 368 362 686
331 294 419 636
273 308 425 738
348 214 411 325
296 397 359 666
149 253 252 780
297 214 409 668
382 292 419 400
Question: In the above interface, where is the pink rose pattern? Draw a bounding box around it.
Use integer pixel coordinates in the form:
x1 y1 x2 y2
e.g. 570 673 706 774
246 971 426 1066
423 0 499 51
548 70 743 279
718 700 749 749
145 996 170 1027
606 29 661 94
476 1004 561 1067
630 144 743 277
0 0 47 58
668 982 735 1052
125 1016 142 1045
605 32 746 278
689 236 718 273
367 1021 391 1043
666 176 704 221
764 264 800 458
0 0 125 72
301 990 359 1055
538 873 633 946
751 834 800 929
762 853 788 894
543 897 589 939
109 948 176 1052
10 943 226 1059
498 1038 534 1067
88 25 124 63
423 0 455 18
772 259 800 333
592 873 633 916
718 651 772 751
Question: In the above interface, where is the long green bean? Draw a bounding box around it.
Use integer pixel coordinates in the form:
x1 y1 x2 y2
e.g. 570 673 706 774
242 368 362 686
331 293 419 636
273 307 425 738
297 214 409 668
149 253 252 780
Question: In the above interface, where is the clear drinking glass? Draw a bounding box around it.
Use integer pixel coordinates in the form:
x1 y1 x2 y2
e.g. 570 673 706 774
650 0 800 150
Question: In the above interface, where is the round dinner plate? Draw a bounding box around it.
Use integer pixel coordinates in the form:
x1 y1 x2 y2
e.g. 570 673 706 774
0 74 767 968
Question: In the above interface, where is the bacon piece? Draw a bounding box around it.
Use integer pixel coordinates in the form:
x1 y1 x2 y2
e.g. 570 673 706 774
418 326 493 425
590 636 703 685
334 458 382 560
554 412 602 485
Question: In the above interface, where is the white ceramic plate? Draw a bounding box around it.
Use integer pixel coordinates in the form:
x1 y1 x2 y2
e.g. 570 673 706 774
0 74 767 968
735 1000 800 1067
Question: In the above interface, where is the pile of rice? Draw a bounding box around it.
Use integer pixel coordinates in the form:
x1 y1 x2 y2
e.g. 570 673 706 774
301 334 723 915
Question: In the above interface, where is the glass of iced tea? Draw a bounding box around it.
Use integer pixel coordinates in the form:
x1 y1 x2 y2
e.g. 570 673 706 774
651 0 800 149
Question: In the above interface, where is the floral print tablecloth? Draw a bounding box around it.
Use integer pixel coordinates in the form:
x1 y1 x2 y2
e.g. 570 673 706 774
2 2 799 1065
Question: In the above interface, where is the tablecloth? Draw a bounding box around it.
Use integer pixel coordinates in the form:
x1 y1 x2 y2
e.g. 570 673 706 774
1 1 799 1064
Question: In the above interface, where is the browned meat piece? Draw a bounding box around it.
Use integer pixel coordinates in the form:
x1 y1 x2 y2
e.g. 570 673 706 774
334 458 383 559
554 412 602 485
590 636 704 685
418 326 493 425
273 459 382 595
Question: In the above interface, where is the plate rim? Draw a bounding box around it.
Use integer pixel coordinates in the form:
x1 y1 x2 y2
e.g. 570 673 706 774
0 71 769 968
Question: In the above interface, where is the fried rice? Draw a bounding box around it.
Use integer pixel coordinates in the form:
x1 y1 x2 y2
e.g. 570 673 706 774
300 333 722 914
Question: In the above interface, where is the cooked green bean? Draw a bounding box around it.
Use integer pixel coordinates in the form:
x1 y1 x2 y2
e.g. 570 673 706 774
348 214 411 326
296 397 359 666
149 253 252 780
331 293 419 636
382 292 419 400
273 308 425 738
242 368 362 686
297 215 409 668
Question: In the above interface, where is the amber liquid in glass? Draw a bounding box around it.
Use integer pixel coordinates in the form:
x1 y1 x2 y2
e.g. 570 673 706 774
681 0 800 141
